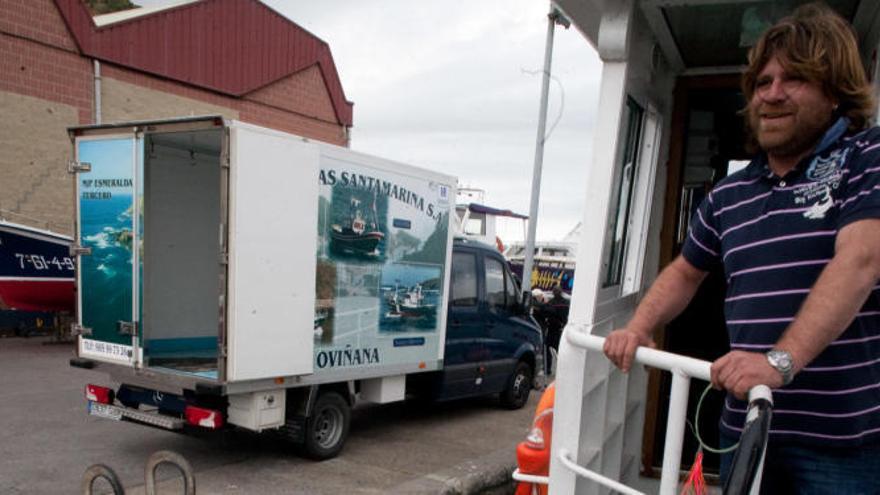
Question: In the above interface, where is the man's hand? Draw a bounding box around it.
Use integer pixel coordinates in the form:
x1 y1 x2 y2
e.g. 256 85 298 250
710 351 784 399
603 328 656 373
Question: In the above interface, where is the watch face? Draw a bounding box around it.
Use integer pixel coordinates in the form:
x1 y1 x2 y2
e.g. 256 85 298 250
769 350 793 373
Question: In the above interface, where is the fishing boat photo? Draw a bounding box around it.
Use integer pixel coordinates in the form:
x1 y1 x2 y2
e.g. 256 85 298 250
385 283 436 320
330 197 385 257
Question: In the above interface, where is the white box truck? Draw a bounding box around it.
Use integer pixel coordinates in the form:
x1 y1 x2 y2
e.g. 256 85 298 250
68 116 543 459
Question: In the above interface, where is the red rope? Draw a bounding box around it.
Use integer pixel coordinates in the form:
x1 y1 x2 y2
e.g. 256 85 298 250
680 449 707 495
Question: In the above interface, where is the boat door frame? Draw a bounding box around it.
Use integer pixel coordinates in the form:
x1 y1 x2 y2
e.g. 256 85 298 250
640 72 743 475
549 0 677 491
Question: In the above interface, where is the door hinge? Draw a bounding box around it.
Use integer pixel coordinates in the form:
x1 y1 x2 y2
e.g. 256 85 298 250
71 324 92 336
220 128 231 168
68 160 92 173
117 321 138 336
69 245 92 257
219 252 229 265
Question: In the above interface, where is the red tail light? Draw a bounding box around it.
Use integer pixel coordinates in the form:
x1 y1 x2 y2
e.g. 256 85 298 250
85 384 113 404
185 405 224 429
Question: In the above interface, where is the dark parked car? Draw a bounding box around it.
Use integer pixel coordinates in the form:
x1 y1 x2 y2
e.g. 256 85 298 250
409 237 544 409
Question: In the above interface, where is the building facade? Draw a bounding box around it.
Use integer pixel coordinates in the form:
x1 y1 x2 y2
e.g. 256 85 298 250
0 0 354 235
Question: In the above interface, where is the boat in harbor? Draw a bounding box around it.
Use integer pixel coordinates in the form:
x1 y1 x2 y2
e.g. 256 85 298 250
0 219 75 312
455 187 577 294
505 222 578 294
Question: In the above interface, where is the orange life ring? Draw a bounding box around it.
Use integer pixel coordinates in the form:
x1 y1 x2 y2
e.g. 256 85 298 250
515 382 555 495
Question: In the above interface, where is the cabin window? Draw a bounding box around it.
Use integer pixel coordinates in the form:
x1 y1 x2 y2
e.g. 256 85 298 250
451 252 478 306
485 257 506 311
604 97 644 288
463 212 487 236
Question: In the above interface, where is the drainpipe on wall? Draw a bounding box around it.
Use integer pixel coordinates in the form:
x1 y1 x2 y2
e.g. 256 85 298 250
93 60 102 124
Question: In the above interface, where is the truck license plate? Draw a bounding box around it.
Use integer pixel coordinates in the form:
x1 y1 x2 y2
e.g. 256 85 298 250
89 402 122 421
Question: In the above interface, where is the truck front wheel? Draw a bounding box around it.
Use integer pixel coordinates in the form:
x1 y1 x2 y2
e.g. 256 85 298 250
303 391 350 460
500 361 533 410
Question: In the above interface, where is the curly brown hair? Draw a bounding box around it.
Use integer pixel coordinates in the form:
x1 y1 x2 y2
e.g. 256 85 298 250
742 2 875 133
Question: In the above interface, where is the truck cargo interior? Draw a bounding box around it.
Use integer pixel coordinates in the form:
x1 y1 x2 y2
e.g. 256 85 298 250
142 129 223 379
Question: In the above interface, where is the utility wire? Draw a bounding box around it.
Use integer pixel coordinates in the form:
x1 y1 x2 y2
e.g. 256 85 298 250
522 68 566 142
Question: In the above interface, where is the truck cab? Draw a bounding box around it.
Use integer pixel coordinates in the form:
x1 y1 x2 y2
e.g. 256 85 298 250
411 237 543 409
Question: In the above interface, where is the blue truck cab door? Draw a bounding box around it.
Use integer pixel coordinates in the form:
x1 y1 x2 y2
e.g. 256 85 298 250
482 252 536 391
440 247 489 398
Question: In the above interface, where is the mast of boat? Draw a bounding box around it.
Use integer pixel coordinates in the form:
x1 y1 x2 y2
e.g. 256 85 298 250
370 190 379 230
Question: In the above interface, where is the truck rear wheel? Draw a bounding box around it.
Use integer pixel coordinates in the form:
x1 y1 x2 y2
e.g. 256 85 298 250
303 391 350 460
500 361 533 410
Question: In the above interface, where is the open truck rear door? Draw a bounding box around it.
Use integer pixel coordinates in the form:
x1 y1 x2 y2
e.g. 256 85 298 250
74 130 143 366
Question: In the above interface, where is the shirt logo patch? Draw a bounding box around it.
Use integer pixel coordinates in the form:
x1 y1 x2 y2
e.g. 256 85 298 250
794 148 848 213
806 148 847 182
803 186 834 219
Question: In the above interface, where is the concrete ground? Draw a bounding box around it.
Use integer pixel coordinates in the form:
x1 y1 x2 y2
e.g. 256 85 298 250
0 336 538 494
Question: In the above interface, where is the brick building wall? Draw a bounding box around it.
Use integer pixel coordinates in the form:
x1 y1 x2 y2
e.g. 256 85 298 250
0 0 350 236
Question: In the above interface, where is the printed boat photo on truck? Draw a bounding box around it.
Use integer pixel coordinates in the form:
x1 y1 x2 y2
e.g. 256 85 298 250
379 262 442 331
313 154 452 370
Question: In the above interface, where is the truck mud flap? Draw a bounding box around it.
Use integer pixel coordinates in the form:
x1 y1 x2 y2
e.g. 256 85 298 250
277 415 306 443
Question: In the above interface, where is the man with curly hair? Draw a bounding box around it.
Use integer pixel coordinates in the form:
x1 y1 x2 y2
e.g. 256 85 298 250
604 3 880 492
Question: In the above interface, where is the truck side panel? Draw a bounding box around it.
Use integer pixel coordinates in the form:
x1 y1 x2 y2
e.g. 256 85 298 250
312 145 454 378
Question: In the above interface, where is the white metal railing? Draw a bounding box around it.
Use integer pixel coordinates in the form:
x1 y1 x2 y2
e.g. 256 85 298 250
515 332 771 495
568 333 709 495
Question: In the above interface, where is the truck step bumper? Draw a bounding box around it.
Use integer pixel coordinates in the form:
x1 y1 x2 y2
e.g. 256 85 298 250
89 401 185 430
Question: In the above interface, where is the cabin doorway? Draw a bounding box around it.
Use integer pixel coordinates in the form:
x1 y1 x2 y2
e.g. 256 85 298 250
643 74 751 477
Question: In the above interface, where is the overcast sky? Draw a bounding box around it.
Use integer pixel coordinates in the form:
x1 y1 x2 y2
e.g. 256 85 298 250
136 0 602 242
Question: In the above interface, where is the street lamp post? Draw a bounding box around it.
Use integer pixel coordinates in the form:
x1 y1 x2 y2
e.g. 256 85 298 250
522 5 569 299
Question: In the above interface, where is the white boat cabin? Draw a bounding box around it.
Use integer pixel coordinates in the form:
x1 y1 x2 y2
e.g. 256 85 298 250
455 187 529 249
549 1 880 493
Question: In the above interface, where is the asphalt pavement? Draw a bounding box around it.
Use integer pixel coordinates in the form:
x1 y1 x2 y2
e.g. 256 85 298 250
0 336 538 494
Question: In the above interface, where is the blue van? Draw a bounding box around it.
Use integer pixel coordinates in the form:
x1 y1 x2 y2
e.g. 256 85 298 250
409 237 544 409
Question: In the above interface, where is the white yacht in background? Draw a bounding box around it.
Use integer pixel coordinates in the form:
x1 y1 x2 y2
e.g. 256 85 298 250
505 222 579 294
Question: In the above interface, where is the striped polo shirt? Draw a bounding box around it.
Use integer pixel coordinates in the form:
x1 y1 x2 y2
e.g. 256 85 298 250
682 117 880 447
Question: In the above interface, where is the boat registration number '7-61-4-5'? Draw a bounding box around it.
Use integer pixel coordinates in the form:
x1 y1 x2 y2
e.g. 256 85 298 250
88 401 122 421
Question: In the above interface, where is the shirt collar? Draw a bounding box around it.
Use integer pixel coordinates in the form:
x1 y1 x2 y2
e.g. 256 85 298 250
743 116 850 179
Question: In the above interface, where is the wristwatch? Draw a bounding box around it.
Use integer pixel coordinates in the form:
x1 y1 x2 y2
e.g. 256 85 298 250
766 350 794 386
